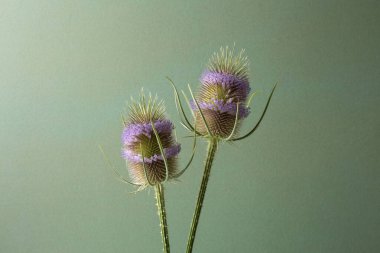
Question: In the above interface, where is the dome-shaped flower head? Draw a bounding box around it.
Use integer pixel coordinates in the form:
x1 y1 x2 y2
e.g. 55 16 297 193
121 93 181 188
191 46 251 139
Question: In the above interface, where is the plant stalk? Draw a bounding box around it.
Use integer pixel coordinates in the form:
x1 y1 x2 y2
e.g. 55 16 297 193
186 138 218 253
155 183 170 253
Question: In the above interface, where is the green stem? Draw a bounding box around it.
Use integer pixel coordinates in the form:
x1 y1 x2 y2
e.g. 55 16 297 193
186 138 218 253
155 183 170 253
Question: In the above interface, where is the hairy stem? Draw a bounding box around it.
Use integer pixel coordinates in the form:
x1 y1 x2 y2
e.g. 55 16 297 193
155 184 170 253
186 138 218 253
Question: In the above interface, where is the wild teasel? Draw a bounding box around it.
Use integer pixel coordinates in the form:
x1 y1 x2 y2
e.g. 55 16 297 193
118 91 196 253
169 46 276 142
168 46 277 253
191 47 251 138
121 92 195 189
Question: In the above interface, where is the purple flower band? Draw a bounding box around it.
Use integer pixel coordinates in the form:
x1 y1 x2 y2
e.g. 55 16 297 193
122 144 181 164
122 120 173 145
191 99 250 119
201 71 251 99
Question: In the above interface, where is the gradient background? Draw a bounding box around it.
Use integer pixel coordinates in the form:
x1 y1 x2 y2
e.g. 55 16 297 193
1 1 379 252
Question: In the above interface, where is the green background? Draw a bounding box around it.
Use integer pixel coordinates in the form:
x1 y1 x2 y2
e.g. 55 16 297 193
1 1 379 252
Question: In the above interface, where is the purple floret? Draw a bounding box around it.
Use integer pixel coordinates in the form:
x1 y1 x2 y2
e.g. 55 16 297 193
122 120 173 145
190 99 250 119
201 71 251 100
122 144 181 163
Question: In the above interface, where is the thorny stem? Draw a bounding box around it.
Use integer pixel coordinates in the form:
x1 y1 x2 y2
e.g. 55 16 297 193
155 184 170 253
186 138 218 253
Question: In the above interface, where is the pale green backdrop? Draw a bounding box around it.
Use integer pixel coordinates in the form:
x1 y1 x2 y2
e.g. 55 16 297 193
1 1 379 252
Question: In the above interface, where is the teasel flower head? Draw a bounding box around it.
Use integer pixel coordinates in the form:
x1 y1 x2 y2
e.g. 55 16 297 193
168 46 276 143
191 46 251 139
121 92 181 188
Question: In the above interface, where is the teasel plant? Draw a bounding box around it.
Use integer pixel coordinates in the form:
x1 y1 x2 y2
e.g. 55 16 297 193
104 91 197 253
168 46 277 253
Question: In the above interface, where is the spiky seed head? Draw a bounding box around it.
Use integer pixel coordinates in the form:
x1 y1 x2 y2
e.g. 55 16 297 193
121 92 180 188
192 46 252 138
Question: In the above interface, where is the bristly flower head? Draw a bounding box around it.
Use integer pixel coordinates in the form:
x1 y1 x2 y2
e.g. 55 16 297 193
191 46 252 138
121 92 181 188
